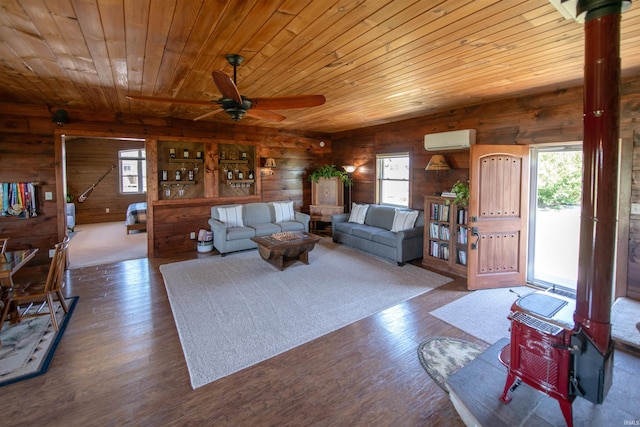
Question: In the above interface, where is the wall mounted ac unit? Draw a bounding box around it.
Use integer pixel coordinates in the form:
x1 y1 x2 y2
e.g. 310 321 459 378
423 129 476 151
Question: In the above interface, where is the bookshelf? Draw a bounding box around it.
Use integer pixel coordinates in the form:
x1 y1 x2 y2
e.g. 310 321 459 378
423 195 468 277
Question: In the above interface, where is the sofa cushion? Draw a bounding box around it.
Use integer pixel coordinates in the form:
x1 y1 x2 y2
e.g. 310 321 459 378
390 209 419 232
244 203 273 226
218 205 244 228
351 225 386 240
273 201 295 222
371 230 398 247
252 223 282 236
364 205 397 230
348 203 369 224
278 221 305 232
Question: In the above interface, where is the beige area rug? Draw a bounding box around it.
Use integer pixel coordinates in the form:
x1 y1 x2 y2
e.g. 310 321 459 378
68 221 147 268
429 286 531 344
159 238 453 389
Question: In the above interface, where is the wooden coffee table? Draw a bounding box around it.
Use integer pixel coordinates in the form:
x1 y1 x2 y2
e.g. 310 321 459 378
251 231 321 271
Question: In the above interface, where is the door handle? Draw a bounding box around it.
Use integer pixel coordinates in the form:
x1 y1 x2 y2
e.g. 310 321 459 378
471 226 480 250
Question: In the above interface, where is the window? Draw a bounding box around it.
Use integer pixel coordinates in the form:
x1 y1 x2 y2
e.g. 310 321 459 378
376 153 410 207
119 149 146 194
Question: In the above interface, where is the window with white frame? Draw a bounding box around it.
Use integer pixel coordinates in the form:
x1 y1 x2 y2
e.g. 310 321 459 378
119 149 146 194
376 153 410 207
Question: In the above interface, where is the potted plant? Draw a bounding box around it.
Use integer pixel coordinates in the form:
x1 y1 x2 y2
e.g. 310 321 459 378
308 164 352 186
450 180 469 206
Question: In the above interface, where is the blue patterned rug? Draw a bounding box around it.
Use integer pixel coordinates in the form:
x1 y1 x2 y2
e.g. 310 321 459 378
418 336 484 391
0 296 78 387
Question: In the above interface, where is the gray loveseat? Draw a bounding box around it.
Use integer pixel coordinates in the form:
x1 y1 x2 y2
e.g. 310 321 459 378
332 204 424 266
209 201 310 256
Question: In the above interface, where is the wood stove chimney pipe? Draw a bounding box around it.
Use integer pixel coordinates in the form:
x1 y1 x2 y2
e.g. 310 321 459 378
574 0 631 355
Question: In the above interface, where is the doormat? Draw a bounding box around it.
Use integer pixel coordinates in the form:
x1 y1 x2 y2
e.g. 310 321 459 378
418 336 484 391
0 296 78 387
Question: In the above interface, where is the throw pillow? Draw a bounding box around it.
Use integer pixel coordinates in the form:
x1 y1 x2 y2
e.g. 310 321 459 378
348 203 369 224
273 201 295 222
390 209 419 232
217 205 244 228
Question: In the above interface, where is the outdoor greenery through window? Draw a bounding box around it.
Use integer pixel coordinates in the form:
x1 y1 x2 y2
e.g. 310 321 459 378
376 153 410 207
119 149 146 194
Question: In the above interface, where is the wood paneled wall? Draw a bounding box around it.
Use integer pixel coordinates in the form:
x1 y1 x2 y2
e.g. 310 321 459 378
332 75 640 299
66 138 145 224
0 132 59 269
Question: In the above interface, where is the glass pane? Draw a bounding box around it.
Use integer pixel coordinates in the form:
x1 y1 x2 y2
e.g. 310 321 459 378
532 150 582 289
380 180 409 206
382 157 409 180
121 159 139 193
120 149 141 158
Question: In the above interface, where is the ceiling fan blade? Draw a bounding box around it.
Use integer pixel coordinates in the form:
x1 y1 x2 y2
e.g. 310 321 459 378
193 106 223 121
212 70 242 104
245 109 286 122
250 95 326 110
126 94 216 107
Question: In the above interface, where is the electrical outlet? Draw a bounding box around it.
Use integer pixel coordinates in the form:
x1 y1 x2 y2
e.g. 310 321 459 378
49 249 56 258
45 191 53 201
105 208 110 213
632 203 640 215
190 232 196 239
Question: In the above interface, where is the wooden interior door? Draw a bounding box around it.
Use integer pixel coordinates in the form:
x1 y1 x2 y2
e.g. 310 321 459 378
467 144 529 290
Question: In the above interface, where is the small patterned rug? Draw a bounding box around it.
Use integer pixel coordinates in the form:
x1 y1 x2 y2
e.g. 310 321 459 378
0 296 78 387
418 336 483 391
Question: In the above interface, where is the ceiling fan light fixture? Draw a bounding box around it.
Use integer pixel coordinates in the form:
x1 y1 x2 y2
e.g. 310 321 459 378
225 108 246 121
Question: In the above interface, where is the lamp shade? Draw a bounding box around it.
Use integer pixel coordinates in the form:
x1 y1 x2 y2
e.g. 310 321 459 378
264 158 277 168
425 154 450 171
342 165 356 173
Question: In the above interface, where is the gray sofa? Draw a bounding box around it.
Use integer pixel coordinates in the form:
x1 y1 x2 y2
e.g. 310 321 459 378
332 204 424 266
209 202 310 256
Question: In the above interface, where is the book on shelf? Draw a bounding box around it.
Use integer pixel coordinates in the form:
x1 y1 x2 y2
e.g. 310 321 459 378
440 224 450 240
457 249 467 266
430 222 439 238
441 191 456 198
457 226 468 244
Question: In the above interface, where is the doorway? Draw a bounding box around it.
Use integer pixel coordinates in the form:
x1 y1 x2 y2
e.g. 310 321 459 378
527 144 582 292
63 134 149 268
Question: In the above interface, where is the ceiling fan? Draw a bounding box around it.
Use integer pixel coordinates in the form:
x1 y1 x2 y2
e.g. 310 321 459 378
126 54 326 123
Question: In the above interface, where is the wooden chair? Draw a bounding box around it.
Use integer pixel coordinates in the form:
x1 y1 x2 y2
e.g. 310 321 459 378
0 237 70 332
0 237 8 253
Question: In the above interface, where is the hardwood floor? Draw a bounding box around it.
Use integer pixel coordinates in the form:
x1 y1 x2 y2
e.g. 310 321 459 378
2 253 485 426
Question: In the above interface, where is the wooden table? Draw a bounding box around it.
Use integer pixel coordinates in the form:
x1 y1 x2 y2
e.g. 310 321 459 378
0 248 39 289
251 232 321 271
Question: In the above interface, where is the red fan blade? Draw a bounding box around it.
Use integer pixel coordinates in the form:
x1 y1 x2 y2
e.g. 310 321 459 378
193 107 223 121
212 70 242 104
245 109 286 122
126 94 216 106
250 95 326 110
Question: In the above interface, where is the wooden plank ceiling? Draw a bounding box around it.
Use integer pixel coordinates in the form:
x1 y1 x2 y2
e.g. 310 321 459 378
1 0 639 133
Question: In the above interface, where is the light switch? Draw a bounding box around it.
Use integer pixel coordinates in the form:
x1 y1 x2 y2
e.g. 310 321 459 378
45 191 53 201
